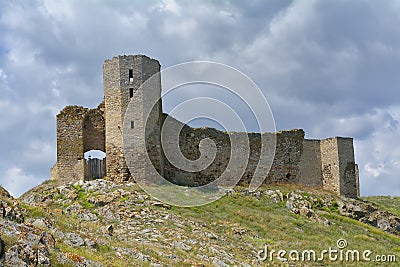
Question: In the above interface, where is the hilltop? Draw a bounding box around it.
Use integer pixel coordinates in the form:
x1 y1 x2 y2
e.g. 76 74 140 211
0 179 399 266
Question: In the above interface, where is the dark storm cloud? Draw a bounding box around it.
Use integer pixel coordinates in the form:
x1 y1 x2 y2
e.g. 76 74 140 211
0 0 398 196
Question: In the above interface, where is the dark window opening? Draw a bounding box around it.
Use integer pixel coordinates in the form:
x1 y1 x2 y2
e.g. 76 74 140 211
129 69 133 82
131 121 134 129
130 88 134 98
286 173 292 179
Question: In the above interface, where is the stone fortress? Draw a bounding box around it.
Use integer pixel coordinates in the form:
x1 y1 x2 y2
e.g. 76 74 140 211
51 55 360 198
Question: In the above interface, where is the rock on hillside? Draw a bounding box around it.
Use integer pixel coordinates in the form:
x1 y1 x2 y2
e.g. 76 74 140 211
0 186 11 199
1 181 399 266
0 186 54 266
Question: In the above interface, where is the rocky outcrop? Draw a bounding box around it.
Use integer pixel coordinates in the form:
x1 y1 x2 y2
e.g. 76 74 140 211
1 198 24 223
337 198 400 235
0 186 54 266
7 180 400 266
235 188 400 235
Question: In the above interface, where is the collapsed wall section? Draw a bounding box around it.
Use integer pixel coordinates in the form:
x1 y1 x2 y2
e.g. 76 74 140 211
51 105 105 181
83 108 105 153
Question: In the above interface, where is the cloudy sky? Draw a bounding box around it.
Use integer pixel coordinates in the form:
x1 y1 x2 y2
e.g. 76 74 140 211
0 0 399 197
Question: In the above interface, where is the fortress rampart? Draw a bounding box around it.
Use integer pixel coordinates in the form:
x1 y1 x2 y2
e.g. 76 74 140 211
51 55 360 198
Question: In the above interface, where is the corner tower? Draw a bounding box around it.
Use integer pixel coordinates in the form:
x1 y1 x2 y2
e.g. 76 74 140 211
320 137 359 197
103 55 162 182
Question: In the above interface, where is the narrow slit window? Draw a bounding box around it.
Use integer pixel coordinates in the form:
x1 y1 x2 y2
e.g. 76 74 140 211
129 69 133 82
131 121 134 129
130 88 134 98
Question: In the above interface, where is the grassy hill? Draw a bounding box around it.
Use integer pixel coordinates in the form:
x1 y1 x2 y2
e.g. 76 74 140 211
1 180 399 266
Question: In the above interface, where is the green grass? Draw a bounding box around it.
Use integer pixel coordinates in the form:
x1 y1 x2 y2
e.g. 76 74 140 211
71 184 95 209
11 182 400 266
22 203 50 219
166 187 400 266
1 235 19 252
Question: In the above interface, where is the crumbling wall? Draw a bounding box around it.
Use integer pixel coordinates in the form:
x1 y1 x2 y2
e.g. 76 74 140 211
320 138 341 195
53 106 86 181
336 138 359 197
83 108 105 153
52 105 105 181
319 137 359 197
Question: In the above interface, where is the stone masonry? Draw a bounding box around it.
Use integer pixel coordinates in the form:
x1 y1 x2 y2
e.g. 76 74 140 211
51 54 360 198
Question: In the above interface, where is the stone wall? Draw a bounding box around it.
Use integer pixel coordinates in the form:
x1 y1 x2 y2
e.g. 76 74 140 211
298 140 323 187
162 114 306 187
266 129 304 184
51 105 105 181
162 115 230 186
336 138 359 198
103 57 126 182
83 108 105 153
320 138 341 195
160 115 359 197
319 137 359 197
53 106 86 181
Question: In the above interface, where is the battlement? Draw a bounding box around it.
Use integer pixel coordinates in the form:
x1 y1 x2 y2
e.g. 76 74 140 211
51 55 360 198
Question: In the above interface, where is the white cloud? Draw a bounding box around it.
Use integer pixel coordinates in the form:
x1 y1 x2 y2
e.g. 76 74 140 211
311 108 398 140
1 167 42 197
365 163 385 178
22 139 54 166
355 105 400 196
0 68 7 80
159 0 182 16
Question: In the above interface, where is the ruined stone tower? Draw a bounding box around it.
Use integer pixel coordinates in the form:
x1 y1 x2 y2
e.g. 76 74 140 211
51 54 360 198
320 137 359 197
103 55 163 182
